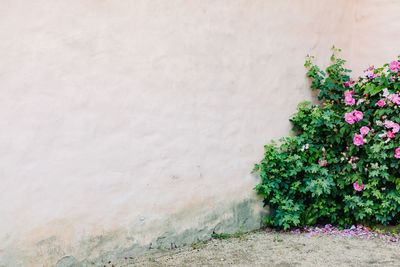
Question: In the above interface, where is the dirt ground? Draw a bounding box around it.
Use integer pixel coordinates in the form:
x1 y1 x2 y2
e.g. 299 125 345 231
104 229 400 266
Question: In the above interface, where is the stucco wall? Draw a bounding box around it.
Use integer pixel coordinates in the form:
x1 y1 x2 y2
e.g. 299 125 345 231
0 0 396 266
349 0 400 75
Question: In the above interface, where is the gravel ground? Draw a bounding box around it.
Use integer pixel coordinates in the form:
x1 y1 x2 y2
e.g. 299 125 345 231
103 229 400 266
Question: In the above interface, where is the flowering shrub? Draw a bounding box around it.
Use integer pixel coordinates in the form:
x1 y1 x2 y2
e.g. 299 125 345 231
253 49 400 230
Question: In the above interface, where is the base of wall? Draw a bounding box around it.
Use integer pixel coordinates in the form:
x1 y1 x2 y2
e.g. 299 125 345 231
53 198 267 267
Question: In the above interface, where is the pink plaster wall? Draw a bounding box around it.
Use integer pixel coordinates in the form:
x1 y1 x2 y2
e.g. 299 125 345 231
0 0 397 265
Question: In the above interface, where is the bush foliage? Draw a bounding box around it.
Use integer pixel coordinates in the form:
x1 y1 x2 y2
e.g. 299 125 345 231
253 49 400 230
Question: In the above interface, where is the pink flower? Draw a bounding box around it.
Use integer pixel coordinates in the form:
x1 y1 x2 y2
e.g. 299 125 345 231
384 120 395 128
344 112 355 124
344 110 363 124
360 126 370 135
344 91 354 98
345 97 355 106
390 94 400 104
377 99 386 107
301 144 309 151
382 88 390 98
395 148 400 159
363 70 374 78
387 131 395 138
392 123 400 133
318 159 327 167
356 99 365 105
353 181 364 191
389 61 400 72
353 133 365 146
353 110 363 121
345 81 350 87
378 133 387 138
344 91 355 106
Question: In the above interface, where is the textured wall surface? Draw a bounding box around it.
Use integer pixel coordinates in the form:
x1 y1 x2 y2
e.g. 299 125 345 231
349 0 400 75
0 0 396 266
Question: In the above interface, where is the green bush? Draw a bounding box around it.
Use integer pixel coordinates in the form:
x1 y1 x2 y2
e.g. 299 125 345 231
253 48 400 230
